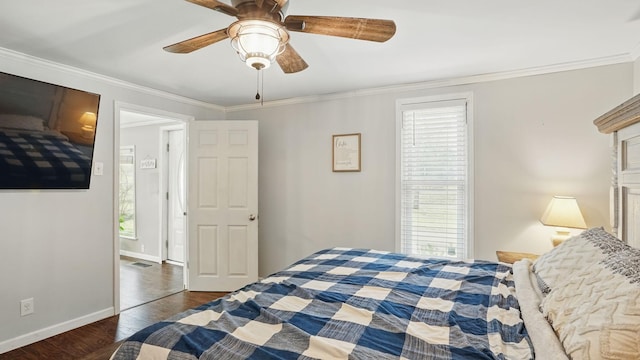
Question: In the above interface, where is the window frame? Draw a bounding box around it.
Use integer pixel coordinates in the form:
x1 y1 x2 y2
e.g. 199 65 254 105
395 93 474 259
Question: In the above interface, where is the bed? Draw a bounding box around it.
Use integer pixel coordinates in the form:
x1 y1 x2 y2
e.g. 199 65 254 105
112 247 534 359
110 94 640 360
0 126 91 189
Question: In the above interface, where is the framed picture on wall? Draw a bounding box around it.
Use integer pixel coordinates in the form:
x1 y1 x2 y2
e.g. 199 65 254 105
332 133 361 172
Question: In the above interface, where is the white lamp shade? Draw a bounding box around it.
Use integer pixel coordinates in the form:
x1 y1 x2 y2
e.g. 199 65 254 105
540 196 587 229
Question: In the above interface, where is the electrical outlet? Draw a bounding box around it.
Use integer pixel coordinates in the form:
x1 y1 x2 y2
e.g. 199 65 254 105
141 244 145 253
20 298 34 316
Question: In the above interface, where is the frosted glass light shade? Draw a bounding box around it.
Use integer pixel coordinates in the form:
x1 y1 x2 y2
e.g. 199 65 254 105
229 20 289 70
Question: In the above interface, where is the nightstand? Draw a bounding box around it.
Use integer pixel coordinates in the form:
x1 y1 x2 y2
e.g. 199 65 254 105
495 251 539 264
61 131 94 157
62 131 94 146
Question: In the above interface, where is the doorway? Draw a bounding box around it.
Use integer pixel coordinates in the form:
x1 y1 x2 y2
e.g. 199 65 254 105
115 104 191 312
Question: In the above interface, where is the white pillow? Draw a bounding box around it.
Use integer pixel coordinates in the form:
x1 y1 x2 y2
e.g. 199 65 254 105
532 227 626 294
0 114 45 132
540 247 640 359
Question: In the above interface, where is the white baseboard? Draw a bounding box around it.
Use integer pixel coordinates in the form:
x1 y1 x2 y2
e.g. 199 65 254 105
0 307 114 354
120 250 162 263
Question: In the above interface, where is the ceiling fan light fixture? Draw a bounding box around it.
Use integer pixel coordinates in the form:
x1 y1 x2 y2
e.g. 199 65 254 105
229 20 289 70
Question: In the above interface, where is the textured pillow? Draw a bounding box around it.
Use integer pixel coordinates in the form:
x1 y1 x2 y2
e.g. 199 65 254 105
532 227 626 294
0 114 45 132
540 247 640 359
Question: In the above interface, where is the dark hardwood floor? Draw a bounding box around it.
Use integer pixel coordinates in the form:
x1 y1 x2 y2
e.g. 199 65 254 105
119 256 185 310
0 291 227 360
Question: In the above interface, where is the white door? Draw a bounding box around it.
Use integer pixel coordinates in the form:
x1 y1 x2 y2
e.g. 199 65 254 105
168 129 186 263
188 120 258 291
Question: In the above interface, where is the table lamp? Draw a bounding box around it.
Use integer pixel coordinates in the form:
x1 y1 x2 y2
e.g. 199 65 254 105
540 196 587 246
80 111 97 139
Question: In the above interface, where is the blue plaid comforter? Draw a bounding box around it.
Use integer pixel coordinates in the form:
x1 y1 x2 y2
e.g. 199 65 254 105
0 130 91 188
111 248 534 359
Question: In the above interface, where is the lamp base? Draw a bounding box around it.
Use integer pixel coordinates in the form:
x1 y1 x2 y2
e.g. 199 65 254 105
81 126 94 139
551 230 571 247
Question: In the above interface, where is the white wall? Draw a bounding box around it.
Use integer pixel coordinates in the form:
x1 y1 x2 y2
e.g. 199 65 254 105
228 63 634 277
0 50 224 350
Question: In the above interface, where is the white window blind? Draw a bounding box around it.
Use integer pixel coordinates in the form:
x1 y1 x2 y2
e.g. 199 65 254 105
398 99 469 259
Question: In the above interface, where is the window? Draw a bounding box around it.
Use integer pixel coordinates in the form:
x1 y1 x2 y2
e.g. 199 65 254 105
119 146 136 239
396 94 473 259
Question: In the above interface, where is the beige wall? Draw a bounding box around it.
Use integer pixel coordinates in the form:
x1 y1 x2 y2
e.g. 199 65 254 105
228 63 634 277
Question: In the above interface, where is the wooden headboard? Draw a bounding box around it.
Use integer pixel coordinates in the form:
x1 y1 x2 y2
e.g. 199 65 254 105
594 93 640 134
594 93 640 247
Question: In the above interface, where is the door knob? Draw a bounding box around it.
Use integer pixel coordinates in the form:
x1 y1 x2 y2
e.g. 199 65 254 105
249 214 257 221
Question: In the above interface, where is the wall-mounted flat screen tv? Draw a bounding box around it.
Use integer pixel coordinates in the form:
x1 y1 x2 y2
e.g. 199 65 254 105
0 71 101 189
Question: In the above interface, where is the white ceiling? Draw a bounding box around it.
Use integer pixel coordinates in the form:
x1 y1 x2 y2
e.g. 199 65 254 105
1 0 639 107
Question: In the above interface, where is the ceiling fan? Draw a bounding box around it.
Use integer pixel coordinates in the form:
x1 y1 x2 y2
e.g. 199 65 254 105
164 0 397 74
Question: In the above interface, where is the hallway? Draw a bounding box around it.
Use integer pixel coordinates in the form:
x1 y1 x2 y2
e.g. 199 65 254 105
119 256 183 310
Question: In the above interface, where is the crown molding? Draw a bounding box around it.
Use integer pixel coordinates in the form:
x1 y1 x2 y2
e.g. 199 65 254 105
225 53 633 112
0 47 225 112
0 46 632 114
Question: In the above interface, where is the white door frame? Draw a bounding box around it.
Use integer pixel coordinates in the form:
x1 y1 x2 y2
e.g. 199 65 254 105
113 101 193 315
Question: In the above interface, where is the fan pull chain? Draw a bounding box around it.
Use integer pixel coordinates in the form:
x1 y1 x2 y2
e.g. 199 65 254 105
255 70 260 101
255 69 264 106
